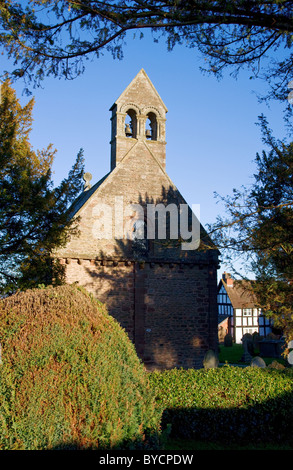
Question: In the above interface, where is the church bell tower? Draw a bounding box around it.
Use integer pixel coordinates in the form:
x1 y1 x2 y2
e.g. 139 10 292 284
109 69 168 171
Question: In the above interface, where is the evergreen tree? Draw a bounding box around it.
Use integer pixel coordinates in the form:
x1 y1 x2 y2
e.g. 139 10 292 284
0 79 84 294
209 116 293 344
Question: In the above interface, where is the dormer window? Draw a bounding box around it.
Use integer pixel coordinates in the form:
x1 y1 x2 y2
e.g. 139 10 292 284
146 112 157 141
125 109 137 138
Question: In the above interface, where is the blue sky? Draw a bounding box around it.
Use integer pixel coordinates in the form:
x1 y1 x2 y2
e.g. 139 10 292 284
1 31 289 280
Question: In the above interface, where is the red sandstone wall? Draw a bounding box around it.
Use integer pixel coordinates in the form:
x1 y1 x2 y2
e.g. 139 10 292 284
63 258 218 370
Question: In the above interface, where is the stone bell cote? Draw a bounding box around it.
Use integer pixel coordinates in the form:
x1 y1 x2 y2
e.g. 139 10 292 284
109 69 168 171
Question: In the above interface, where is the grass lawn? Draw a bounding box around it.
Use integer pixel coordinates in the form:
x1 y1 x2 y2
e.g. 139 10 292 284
218 343 287 366
218 343 244 364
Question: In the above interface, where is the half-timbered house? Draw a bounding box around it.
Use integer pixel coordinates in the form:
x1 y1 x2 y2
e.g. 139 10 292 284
217 272 272 343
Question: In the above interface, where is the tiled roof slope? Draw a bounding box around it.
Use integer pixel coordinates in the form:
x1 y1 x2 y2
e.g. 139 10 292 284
221 279 257 309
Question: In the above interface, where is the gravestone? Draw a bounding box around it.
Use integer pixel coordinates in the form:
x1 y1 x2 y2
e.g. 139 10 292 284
203 350 219 369
259 339 285 358
224 333 233 347
241 333 253 363
250 356 266 368
288 340 293 367
252 332 261 351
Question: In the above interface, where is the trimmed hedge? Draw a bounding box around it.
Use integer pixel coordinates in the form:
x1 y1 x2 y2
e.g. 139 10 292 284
149 366 293 445
0 285 160 450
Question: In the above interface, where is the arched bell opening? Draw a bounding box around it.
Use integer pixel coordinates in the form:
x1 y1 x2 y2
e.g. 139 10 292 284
125 109 137 138
145 112 157 141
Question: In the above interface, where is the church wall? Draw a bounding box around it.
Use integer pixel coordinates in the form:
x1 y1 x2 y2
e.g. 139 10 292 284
63 259 135 341
62 258 218 370
57 141 208 262
111 136 166 170
143 263 212 369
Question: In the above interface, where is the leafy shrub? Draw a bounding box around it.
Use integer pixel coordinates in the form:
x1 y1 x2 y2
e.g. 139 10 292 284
149 366 293 445
0 285 160 450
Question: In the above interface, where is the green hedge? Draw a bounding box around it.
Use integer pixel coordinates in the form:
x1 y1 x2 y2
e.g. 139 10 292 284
149 366 293 445
0 285 160 450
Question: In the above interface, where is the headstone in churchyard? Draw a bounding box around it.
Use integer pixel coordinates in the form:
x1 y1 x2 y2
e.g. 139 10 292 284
203 349 219 369
252 332 261 351
259 337 285 358
241 333 253 363
288 340 293 366
250 356 266 368
224 333 233 347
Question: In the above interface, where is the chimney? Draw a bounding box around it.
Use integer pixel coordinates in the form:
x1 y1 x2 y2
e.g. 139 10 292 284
222 272 233 287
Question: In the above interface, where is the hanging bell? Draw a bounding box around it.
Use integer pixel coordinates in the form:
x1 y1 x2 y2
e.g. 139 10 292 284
145 128 152 139
125 123 132 137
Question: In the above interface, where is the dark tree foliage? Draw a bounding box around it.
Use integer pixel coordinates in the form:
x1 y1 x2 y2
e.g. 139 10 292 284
209 116 293 344
0 79 85 294
0 1 292 103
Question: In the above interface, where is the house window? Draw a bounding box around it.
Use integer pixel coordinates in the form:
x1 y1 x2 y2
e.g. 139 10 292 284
243 308 252 316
